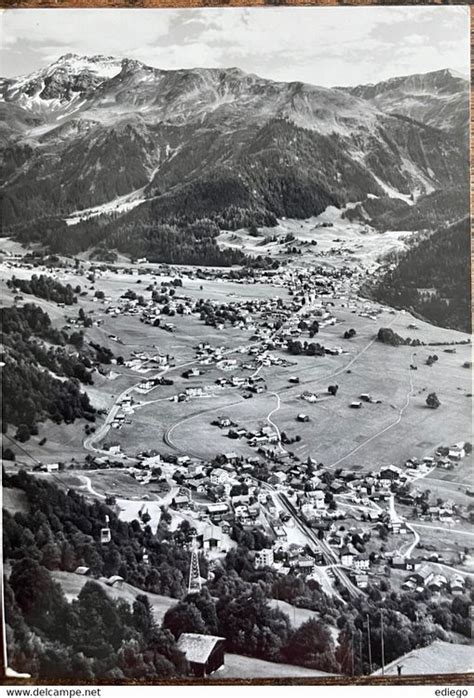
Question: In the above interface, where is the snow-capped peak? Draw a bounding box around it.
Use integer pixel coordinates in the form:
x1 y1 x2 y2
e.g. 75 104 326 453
46 53 124 80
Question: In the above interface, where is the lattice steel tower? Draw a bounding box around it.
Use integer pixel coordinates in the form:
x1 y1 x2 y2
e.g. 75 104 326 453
188 535 202 594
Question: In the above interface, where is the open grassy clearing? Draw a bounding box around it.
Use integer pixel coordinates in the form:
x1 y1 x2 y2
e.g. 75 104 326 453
219 653 333 679
2 487 30 515
163 312 471 468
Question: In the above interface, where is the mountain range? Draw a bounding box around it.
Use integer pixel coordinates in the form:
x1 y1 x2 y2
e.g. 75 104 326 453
0 54 469 260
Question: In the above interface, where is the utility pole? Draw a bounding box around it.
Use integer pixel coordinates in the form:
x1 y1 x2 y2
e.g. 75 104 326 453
359 630 363 676
367 613 373 674
380 608 385 677
351 632 355 677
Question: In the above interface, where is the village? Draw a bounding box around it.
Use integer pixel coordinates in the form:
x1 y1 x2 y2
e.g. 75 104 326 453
2 215 473 618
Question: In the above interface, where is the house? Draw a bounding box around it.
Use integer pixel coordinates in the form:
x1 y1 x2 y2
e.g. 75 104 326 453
210 468 230 485
448 445 465 460
391 556 406 570
216 416 232 428
273 526 287 540
353 554 370 571
405 558 421 572
106 575 124 588
353 572 369 589
308 490 326 509
74 566 90 576
44 463 59 473
350 401 362 409
450 576 465 595
206 503 229 520
201 524 223 551
297 413 310 423
427 574 447 592
171 495 189 510
340 547 354 567
177 634 226 678
408 564 434 587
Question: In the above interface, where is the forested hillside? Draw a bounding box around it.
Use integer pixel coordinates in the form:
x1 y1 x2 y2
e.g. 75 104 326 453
1 304 96 436
365 217 471 333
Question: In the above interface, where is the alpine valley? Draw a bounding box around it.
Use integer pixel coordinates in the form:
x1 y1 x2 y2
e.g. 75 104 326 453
0 55 469 260
2 53 474 683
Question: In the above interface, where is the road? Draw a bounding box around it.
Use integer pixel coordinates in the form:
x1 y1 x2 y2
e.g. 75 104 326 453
266 392 286 453
78 475 106 499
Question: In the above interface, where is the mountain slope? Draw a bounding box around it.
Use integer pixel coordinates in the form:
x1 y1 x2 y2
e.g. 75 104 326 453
363 217 471 333
342 69 469 135
0 56 469 261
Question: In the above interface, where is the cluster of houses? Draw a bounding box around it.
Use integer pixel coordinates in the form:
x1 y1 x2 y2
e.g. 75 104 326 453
398 562 466 595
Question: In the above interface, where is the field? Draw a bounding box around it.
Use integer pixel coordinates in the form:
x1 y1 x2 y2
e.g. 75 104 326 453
220 654 334 679
3 487 29 515
161 300 471 469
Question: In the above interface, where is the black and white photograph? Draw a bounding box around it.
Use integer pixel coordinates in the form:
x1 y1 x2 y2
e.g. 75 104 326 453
0 4 472 686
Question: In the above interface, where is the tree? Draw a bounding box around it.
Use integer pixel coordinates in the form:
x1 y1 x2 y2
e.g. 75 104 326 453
163 602 206 640
284 618 339 672
15 424 31 442
9 558 71 641
426 392 441 409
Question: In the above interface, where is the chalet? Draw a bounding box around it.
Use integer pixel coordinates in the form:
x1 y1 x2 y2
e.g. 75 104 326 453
171 495 189 510
450 576 465 595
353 572 369 589
216 416 232 428
297 414 310 423
391 556 406 570
223 453 239 465
353 555 370 571
273 526 287 541
296 556 315 572
330 480 346 494
206 503 229 520
405 558 421 571
44 463 59 473
341 547 354 567
350 401 362 409
177 634 226 678
448 445 465 460
308 490 326 509
74 566 90 576
427 574 447 592
379 465 403 481
210 468 230 485
201 525 223 551
407 564 434 588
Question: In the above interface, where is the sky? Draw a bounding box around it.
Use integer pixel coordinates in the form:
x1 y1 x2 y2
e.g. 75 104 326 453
0 6 470 87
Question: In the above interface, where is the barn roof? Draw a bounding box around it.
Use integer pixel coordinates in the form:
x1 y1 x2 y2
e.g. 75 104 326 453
177 633 225 664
